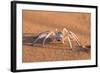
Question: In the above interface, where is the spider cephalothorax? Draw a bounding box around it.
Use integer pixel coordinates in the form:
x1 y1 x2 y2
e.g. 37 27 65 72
32 28 81 48
55 31 63 41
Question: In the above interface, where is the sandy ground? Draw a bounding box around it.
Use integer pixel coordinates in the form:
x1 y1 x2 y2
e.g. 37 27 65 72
22 10 91 63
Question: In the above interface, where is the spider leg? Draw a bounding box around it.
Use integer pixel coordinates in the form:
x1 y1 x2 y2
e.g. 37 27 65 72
69 31 81 47
67 36 73 48
33 37 40 44
62 28 69 43
32 33 48 45
43 31 55 47
63 35 72 48
62 28 69 35
62 28 73 48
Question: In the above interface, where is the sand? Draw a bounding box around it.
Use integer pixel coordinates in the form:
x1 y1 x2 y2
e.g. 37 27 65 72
22 10 91 63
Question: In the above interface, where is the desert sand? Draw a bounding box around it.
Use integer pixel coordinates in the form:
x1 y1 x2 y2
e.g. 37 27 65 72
22 10 91 63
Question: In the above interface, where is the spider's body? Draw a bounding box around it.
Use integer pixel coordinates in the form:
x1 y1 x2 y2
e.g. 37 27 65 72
55 32 63 41
32 28 81 48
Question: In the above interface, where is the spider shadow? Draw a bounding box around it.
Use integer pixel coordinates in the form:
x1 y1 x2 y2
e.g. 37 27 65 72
23 33 52 46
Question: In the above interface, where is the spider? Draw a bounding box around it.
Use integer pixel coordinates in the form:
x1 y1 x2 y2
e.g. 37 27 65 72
32 28 81 48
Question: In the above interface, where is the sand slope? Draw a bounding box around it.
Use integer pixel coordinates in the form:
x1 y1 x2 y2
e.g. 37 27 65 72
22 10 91 62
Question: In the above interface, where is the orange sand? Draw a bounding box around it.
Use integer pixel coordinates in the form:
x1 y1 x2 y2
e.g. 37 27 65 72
22 10 91 63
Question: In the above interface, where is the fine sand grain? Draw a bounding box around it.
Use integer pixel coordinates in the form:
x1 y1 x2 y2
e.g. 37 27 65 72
22 10 91 63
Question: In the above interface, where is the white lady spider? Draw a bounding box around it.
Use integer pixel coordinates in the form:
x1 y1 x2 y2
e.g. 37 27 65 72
32 28 81 48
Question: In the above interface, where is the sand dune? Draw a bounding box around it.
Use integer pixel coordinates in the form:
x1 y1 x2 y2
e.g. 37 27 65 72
22 10 91 63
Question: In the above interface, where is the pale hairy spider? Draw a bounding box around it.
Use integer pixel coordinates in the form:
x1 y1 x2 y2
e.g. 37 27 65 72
32 28 81 48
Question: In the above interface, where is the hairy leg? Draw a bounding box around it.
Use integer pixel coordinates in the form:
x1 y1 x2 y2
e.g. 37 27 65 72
69 31 81 46
43 31 55 47
62 28 73 48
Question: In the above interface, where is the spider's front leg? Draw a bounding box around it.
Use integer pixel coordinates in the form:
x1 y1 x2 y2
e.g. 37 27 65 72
62 35 73 48
62 28 69 44
62 28 73 48
69 31 81 47
61 36 65 44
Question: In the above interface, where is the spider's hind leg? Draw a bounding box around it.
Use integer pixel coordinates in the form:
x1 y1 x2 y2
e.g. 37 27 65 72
43 31 55 47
